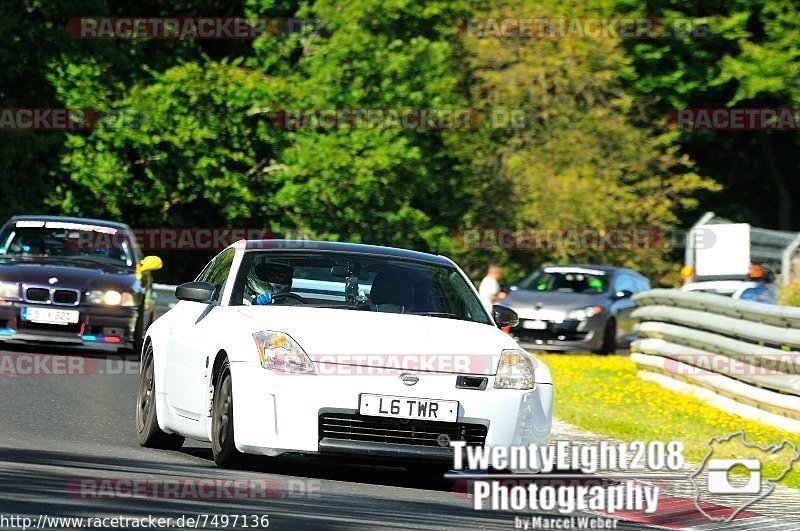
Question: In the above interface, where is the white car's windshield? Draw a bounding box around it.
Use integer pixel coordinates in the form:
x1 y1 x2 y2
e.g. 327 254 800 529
231 251 492 324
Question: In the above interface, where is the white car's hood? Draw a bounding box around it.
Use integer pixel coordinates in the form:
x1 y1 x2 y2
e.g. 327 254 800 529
236 306 518 375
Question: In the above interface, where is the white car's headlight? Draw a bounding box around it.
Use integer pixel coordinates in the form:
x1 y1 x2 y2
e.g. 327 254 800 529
0 281 20 300
87 289 135 306
252 331 316 374
494 349 535 390
566 306 602 321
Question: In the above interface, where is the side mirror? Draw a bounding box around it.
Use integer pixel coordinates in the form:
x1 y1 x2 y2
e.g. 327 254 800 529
493 304 519 328
175 281 215 303
613 290 633 300
139 255 163 272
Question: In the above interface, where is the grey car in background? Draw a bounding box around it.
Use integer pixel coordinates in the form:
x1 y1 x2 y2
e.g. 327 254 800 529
501 265 650 354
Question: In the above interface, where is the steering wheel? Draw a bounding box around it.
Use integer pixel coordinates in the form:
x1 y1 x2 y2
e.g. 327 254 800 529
272 292 309 304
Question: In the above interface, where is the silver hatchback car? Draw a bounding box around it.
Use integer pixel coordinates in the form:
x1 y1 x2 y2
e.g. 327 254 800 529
501 265 650 354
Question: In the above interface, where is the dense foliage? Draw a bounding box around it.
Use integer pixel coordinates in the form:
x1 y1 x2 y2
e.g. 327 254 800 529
1 0 797 284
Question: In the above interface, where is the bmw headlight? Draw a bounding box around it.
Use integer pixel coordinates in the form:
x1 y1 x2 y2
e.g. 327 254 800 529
566 306 602 321
0 281 20 300
494 349 535 390
252 331 316 374
87 289 135 306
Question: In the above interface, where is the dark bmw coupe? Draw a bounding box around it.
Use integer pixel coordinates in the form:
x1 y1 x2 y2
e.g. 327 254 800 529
0 215 162 352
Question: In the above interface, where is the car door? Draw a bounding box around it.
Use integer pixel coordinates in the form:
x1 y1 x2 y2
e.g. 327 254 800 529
610 272 638 342
165 249 235 418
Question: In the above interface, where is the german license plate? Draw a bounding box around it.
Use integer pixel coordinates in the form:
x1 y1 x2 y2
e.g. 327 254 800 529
522 319 547 330
359 394 458 422
20 307 79 325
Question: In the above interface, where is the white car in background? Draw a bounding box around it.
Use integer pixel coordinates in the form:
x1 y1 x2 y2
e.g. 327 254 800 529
681 280 778 304
137 240 553 473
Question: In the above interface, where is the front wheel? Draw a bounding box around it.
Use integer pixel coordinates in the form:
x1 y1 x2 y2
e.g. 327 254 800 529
136 345 184 450
211 361 244 467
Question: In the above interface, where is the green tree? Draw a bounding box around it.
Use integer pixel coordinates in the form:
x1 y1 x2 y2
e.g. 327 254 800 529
450 0 718 284
247 0 475 249
4 0 722 285
50 59 291 228
618 0 800 230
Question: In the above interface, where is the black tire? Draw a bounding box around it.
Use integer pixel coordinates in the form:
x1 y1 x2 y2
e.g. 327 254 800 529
136 344 184 450
597 317 617 355
132 304 147 354
211 361 244 467
133 297 158 354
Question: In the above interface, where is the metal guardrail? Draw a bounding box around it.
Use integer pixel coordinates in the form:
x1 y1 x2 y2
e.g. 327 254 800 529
152 283 178 316
631 289 800 420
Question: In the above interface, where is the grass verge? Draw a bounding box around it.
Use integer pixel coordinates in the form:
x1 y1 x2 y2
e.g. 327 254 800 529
537 353 800 489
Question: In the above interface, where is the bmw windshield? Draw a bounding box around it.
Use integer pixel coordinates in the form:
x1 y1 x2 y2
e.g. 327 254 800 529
0 221 135 268
231 251 492 325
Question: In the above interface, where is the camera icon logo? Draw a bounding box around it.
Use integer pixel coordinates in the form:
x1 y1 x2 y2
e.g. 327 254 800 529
706 458 761 495
689 431 799 522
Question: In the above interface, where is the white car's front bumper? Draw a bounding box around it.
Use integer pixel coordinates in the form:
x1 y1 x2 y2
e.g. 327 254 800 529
228 360 553 465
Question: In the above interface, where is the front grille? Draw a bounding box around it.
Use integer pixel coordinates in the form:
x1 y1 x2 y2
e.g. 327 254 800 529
23 286 80 305
513 319 588 342
319 412 487 447
25 288 50 302
53 289 79 304
514 329 589 342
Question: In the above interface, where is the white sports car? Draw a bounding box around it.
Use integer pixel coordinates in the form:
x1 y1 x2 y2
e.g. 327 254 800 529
137 240 553 472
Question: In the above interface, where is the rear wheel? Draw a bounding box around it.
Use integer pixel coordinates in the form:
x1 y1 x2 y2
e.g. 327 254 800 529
211 361 244 467
136 345 184 449
597 318 617 355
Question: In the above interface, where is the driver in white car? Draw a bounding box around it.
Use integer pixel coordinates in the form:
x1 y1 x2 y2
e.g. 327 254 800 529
243 262 295 305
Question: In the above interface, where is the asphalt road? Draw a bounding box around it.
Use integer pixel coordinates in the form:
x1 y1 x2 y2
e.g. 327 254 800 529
0 346 650 530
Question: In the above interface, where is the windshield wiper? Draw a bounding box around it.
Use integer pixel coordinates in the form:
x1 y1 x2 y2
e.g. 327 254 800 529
408 311 465 321
303 303 370 311
41 256 130 269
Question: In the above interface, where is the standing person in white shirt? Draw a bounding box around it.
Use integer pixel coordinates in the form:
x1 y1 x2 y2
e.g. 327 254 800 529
478 264 506 310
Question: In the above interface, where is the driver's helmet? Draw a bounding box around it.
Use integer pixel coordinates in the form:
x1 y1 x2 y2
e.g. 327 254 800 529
250 262 294 304
246 275 275 301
